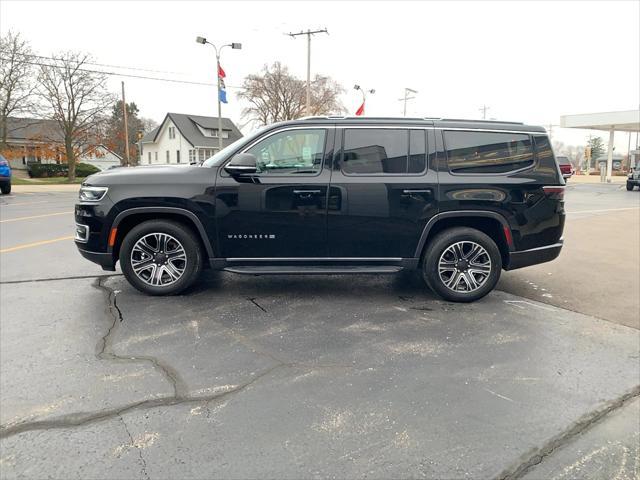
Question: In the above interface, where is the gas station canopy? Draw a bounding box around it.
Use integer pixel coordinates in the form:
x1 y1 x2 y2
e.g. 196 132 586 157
560 110 640 132
559 110 639 182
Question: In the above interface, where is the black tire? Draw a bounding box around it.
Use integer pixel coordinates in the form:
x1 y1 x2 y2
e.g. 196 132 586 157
119 220 203 296
422 227 502 303
0 183 11 194
627 182 635 191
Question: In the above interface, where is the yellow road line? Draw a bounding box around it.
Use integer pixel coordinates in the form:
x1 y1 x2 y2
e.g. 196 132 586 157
0 211 73 223
0 235 75 253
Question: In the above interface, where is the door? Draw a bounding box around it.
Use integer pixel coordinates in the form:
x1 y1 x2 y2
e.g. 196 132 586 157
215 127 333 258
327 126 438 258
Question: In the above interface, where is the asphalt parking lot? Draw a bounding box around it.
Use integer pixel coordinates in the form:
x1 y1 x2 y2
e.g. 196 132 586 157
1 183 639 479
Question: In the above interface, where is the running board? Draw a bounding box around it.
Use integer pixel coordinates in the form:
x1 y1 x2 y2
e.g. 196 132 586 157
223 265 404 275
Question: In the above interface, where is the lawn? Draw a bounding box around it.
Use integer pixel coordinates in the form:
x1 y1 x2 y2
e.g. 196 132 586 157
11 177 87 185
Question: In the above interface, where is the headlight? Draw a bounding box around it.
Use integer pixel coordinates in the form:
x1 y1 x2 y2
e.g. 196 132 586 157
79 186 108 202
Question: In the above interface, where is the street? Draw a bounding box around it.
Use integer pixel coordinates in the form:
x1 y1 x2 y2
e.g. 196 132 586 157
0 183 639 479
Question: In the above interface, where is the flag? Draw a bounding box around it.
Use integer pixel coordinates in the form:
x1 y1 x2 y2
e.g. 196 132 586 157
355 102 365 116
219 78 228 104
218 64 226 79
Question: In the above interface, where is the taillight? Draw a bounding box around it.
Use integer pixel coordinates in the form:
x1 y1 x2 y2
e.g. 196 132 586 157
543 186 565 200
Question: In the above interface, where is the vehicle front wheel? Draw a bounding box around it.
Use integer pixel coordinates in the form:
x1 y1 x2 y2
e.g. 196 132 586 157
119 220 203 295
422 227 502 303
0 183 11 194
626 182 635 191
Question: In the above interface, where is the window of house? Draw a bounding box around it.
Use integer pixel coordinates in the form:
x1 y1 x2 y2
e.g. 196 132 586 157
444 131 534 174
176 150 181 163
189 150 196 163
166 150 170 163
246 129 326 175
168 127 176 139
341 129 426 175
154 152 158 162
148 152 151 164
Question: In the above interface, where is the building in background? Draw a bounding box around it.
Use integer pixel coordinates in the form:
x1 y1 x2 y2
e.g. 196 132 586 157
2 117 121 171
139 113 243 165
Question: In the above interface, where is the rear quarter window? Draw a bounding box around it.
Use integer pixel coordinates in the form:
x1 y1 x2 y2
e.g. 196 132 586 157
444 131 534 174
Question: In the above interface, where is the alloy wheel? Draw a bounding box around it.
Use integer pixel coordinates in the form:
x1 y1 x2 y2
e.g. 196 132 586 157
130 233 187 287
438 241 492 293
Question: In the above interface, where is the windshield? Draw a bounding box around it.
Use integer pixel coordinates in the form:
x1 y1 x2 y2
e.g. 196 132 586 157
202 125 271 167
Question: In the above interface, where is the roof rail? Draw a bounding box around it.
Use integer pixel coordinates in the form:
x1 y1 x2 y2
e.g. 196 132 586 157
440 118 524 125
299 116 439 121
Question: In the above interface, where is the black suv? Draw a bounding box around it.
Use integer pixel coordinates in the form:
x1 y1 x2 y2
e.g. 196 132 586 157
75 117 565 302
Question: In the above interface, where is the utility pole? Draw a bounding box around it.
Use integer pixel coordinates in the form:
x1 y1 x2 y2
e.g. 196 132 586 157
546 123 559 139
121 81 130 166
479 104 490 120
286 28 328 116
398 88 418 116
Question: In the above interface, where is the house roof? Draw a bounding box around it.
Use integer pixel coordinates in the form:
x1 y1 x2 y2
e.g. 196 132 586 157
140 112 243 148
5 117 63 143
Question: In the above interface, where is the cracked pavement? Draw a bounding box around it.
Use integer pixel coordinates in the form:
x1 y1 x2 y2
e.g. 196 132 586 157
1 187 639 479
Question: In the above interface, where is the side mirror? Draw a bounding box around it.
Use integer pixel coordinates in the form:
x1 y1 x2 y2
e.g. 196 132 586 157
224 153 257 175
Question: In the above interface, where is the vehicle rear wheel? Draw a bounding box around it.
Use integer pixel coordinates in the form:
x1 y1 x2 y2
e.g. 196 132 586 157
422 227 502 303
119 220 203 295
0 183 11 194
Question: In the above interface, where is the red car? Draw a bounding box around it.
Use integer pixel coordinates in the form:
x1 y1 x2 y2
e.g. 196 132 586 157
556 155 574 180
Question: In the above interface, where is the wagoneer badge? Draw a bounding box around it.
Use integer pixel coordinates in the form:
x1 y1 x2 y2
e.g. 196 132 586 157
227 234 276 239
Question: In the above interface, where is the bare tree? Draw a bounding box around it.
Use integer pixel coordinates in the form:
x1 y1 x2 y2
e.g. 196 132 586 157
37 52 114 180
238 62 344 126
0 31 37 150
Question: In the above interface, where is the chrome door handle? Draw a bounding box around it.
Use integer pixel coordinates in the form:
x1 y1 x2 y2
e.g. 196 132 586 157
402 189 430 194
293 190 322 195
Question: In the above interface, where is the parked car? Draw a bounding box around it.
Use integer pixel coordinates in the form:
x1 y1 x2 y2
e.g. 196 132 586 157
627 164 639 191
556 155 574 180
0 154 12 194
75 117 565 302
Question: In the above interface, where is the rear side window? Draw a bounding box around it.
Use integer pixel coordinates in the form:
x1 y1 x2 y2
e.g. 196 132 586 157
342 129 426 175
444 131 534 174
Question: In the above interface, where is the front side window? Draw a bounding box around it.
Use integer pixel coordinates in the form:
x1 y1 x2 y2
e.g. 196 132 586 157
341 129 426 175
444 131 534 174
246 129 326 175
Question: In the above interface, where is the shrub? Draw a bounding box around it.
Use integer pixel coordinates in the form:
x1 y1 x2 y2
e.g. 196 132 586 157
28 162 100 178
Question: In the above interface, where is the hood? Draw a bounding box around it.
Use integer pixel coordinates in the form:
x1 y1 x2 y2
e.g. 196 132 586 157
84 164 218 186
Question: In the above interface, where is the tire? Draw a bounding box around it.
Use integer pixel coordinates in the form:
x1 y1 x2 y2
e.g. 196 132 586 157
422 227 502 303
119 220 203 296
0 183 11 194
626 182 635 191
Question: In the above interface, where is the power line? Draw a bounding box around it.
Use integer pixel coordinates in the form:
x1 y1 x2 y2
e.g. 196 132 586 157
2 57 242 88
16 52 186 75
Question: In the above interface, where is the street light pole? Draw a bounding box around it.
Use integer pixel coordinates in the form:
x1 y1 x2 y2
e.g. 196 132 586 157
353 85 375 115
196 36 242 152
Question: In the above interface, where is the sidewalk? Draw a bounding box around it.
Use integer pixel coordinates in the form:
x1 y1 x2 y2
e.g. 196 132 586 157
10 184 81 193
569 175 627 184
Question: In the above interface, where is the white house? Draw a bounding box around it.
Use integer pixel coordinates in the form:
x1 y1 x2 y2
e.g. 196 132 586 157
139 113 243 165
82 145 122 170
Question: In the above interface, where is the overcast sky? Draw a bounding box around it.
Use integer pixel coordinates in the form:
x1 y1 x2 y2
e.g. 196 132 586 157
2 0 639 150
